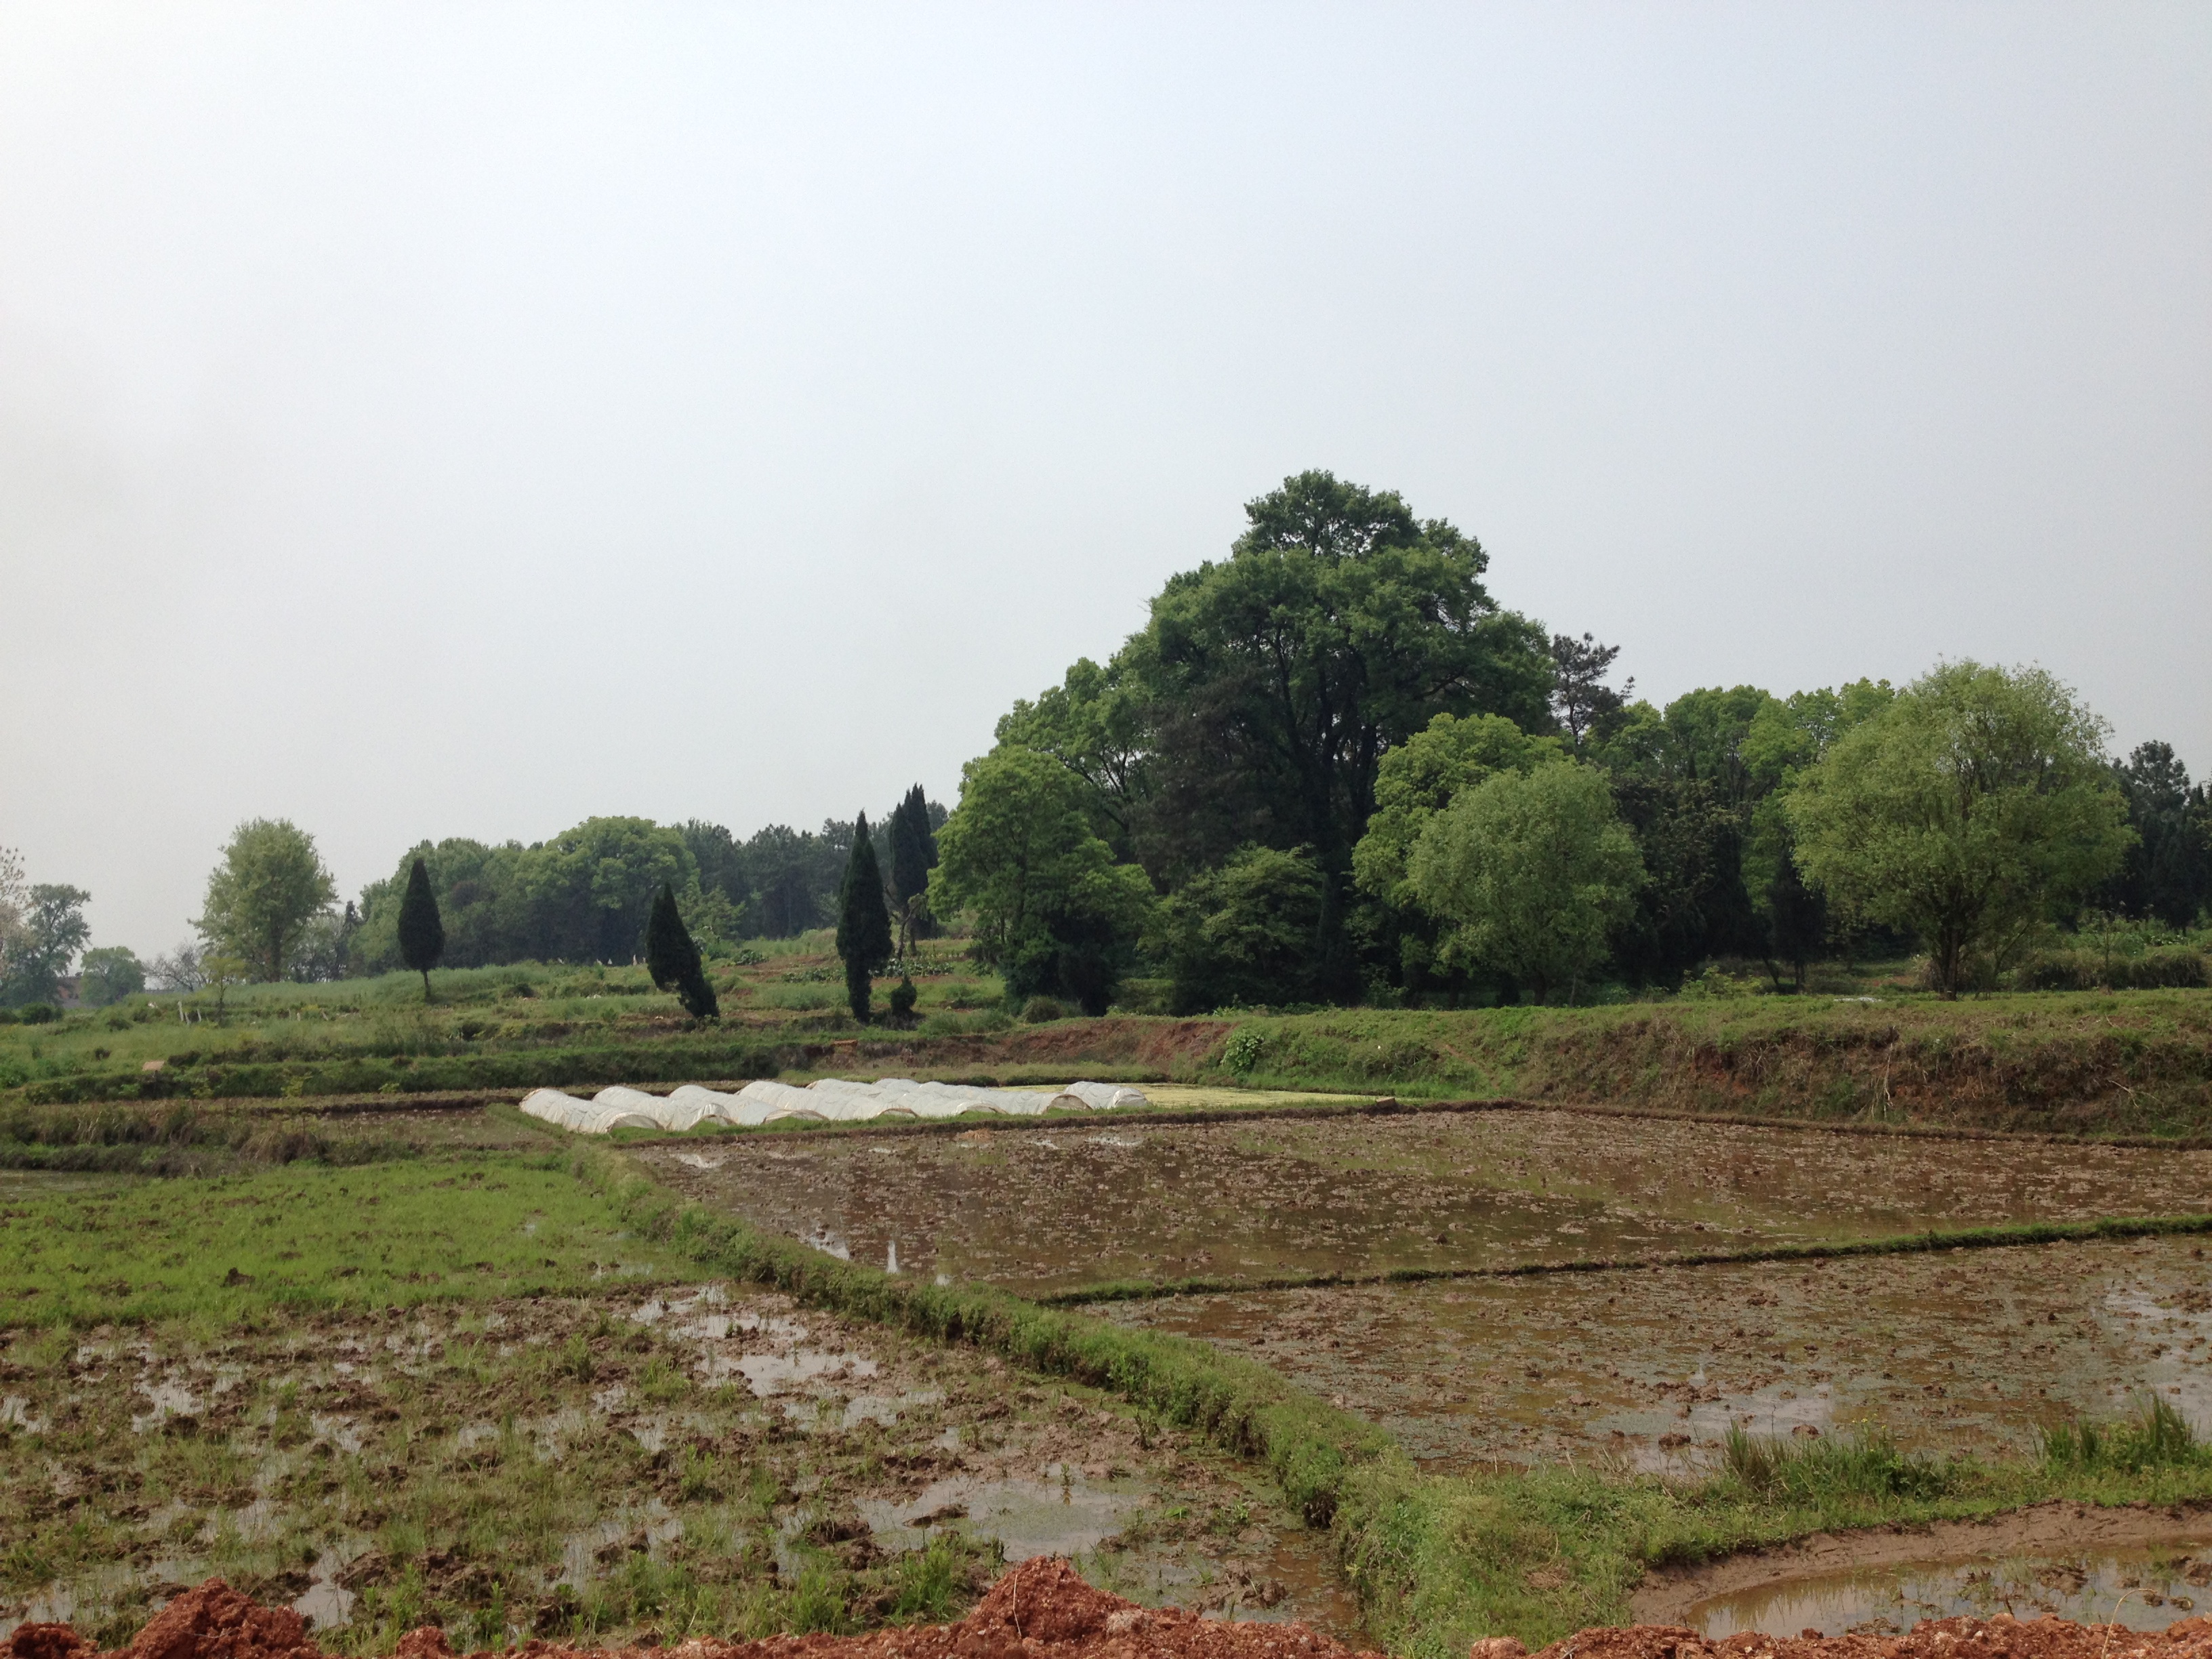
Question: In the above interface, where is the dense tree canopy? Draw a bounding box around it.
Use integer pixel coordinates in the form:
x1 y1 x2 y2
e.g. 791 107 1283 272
1408 761 1644 1003
928 747 1153 1015
1787 662 2133 997
994 471 1554 999
1 882 91 1007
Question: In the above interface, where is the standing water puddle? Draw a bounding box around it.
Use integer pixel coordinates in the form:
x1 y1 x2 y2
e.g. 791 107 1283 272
1694 1544 2212 1637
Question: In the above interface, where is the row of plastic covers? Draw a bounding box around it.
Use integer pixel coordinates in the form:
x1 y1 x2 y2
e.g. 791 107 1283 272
518 1076 1149 1134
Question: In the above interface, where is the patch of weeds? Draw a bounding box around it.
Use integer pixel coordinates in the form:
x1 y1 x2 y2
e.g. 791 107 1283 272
1720 1425 1957 1501
2043 1395 2208 1473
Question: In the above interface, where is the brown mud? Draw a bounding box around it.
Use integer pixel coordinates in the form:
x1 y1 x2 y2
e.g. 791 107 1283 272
641 1109 2212 1299
1632 1503 2212 1626
1110 1235 2212 1468
1 1287 1351 1646
1 1559 1364 1659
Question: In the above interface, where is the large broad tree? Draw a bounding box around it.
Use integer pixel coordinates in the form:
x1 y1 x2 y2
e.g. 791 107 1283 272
929 747 1154 1015
1408 761 1644 1004
1350 712 1563 998
1786 661 2133 997
77 946 146 1008
196 820 335 982
1126 471 1553 996
1 882 91 1007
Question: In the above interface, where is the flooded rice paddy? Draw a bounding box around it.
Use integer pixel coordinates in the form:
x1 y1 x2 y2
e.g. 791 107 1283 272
1107 1235 2212 1469
642 1107 2212 1298
0 1283 1354 1646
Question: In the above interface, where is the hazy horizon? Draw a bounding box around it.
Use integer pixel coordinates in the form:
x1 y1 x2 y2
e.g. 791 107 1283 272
3 4 2207 959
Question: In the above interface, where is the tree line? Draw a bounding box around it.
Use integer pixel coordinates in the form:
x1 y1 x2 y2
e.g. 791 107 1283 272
920 470 2211 1009
5 469 2205 1014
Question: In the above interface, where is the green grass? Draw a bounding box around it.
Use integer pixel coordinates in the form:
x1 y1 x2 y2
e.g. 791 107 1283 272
1203 991 2212 1136
0 1154 684 1329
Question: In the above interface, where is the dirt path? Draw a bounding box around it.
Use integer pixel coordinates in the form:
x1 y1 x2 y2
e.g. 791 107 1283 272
1631 1502 2212 1625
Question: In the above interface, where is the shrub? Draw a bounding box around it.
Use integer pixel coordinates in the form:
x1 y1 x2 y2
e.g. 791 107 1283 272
1019 996 1065 1023
888 977 918 1023
14 1004 56 1025
1223 1030 1265 1074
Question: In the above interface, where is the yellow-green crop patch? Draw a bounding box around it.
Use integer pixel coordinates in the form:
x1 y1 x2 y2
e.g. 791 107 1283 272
0 1154 688 1330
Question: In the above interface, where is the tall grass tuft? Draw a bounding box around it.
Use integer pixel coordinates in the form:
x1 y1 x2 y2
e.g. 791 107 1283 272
1720 1425 1954 1500
2041 1395 2205 1472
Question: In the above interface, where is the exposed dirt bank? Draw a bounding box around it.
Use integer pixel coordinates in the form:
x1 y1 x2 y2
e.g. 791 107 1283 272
1631 1503 2212 1626
1517 1613 2212 1659
3 1561 1364 1659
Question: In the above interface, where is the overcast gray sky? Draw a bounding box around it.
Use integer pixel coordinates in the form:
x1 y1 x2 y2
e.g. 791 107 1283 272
2 3 2207 958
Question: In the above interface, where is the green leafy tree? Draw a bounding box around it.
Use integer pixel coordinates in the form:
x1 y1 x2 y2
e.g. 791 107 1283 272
1408 761 1644 1004
1351 713 1563 999
992 473 1553 1002
1129 471 1554 996
1786 661 2133 998
0 847 26 993
930 747 1154 1015
522 817 697 963
645 882 719 1019
1154 845 1328 1013
2095 742 2212 929
836 813 893 1021
196 819 336 983
396 858 446 1000
1 883 92 1007
77 946 146 1008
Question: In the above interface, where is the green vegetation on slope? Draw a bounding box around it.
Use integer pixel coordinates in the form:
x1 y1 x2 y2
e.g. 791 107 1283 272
0 1154 682 1328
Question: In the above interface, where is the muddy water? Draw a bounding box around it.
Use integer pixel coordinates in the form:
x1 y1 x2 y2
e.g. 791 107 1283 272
1107 1235 2212 1468
0 1282 1359 1647
1694 1544 2212 1637
640 1109 2212 1297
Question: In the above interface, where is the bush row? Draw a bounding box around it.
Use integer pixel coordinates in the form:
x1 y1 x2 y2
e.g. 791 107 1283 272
2013 946 2209 991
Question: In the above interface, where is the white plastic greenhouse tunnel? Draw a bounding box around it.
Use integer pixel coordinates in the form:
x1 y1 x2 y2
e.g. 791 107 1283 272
516 1077 1149 1134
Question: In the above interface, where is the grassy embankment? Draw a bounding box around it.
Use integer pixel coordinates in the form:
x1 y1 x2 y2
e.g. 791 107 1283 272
10 945 2211 1144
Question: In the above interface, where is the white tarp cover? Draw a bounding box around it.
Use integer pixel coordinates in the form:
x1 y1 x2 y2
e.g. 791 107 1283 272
522 1078 1149 1134
519 1087 660 1135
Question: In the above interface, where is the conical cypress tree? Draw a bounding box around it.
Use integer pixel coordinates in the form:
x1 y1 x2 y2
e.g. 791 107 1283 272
644 883 718 1020
396 857 445 1002
889 785 938 958
836 813 893 1021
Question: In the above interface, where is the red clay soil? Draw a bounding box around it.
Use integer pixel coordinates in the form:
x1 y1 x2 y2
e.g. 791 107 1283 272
20 1564 2212 1659
1 1560 1357 1659
1497 1614 2212 1659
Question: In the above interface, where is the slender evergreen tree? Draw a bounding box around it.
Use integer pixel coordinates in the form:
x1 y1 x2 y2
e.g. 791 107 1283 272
888 785 939 958
644 883 719 1019
396 857 445 1001
836 812 893 1021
